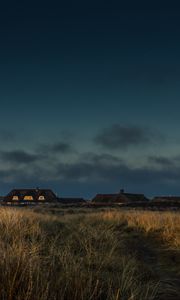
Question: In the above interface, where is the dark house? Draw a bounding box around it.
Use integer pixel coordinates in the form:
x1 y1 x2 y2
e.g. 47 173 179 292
4 188 57 204
153 196 180 202
58 197 86 204
0 196 4 202
92 189 148 204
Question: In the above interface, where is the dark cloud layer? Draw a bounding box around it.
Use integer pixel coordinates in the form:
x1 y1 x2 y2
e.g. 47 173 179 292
148 156 175 167
0 149 180 197
0 150 41 164
0 126 176 197
54 155 178 184
0 151 180 193
50 142 73 153
38 142 75 154
94 124 161 150
81 153 122 164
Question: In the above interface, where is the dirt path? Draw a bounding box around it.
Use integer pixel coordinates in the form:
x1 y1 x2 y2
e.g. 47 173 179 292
114 223 180 300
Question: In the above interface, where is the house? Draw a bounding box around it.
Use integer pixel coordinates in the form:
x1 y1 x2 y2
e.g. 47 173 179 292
0 196 4 202
152 196 180 202
3 188 57 204
58 197 86 204
92 189 148 204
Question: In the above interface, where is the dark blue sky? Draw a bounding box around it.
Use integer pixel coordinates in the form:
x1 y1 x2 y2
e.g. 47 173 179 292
0 1 180 198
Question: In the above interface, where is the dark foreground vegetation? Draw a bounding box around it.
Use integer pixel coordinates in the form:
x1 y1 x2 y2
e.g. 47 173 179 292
0 207 179 300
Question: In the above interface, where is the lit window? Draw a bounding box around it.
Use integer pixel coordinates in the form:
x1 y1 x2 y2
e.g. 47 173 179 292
38 195 45 201
24 196 34 201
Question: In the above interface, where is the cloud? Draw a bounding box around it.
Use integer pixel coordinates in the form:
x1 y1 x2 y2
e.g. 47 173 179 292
94 124 161 150
53 156 180 188
38 141 75 154
50 142 74 153
0 150 42 164
81 152 122 164
148 156 174 167
44 153 128 182
0 141 75 169
0 149 178 186
1 142 180 197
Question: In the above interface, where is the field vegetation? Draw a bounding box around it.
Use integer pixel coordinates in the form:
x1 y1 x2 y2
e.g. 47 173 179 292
0 207 179 300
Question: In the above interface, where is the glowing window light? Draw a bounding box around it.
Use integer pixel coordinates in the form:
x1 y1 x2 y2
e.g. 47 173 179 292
38 195 45 201
24 196 34 201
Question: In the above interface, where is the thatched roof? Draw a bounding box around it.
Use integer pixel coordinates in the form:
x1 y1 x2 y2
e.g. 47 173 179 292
92 192 148 203
4 188 57 202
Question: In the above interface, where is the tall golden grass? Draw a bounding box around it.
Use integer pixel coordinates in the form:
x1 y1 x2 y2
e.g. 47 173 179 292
101 210 180 249
0 207 179 300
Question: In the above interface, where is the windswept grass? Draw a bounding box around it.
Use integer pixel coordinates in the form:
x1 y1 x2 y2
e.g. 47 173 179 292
0 207 179 300
101 211 180 249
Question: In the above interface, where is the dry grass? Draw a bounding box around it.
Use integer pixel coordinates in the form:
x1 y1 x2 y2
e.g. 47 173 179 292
101 211 180 249
0 207 179 300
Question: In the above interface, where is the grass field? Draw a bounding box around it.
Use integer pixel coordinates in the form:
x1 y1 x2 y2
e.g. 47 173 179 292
0 207 179 300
